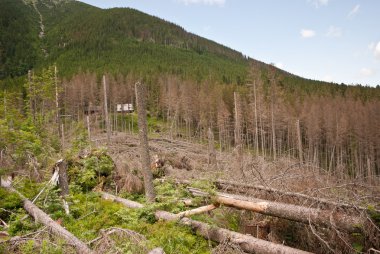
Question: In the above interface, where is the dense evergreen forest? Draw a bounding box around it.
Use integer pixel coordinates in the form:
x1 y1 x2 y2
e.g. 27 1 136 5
0 0 379 253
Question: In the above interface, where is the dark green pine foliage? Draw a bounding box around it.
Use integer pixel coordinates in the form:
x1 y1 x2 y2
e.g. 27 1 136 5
0 0 42 79
35 0 249 84
0 0 379 99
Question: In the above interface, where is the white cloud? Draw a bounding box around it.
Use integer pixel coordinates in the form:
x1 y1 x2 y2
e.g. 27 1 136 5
360 68 375 77
309 0 329 8
275 62 284 69
375 41 380 59
177 0 225 6
326 26 342 38
300 29 316 38
348 4 360 18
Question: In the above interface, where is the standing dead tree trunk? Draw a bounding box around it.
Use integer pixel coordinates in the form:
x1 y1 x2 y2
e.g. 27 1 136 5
86 115 91 143
54 65 63 151
233 92 245 177
234 92 242 149
135 82 156 203
207 127 216 165
296 119 303 164
99 191 312 254
187 187 364 233
56 159 69 196
103 75 111 143
56 159 69 214
270 82 277 160
253 81 259 155
4 187 93 254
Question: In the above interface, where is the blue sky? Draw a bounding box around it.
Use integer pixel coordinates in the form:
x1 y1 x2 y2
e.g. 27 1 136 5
79 0 380 87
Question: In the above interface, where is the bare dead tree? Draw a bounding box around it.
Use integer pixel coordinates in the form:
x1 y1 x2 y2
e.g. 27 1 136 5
103 75 111 143
208 127 217 165
296 119 303 164
56 159 70 214
135 82 156 203
54 65 63 151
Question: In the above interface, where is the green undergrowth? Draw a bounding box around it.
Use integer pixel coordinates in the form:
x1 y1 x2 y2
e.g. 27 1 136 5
191 206 242 233
367 205 380 227
0 187 23 221
113 112 166 135
1 178 213 253
189 179 217 194
67 148 115 191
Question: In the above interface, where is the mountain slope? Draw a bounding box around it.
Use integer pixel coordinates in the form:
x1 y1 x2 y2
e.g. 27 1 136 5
0 0 379 98
0 0 42 78
35 0 250 84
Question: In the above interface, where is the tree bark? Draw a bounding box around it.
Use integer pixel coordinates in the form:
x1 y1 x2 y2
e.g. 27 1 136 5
296 119 303 164
100 191 312 254
187 187 364 233
270 83 276 160
103 75 111 143
253 81 259 155
100 191 144 208
177 204 217 218
233 92 241 148
56 159 69 197
148 248 166 254
134 82 156 203
207 127 216 165
55 65 63 151
6 187 93 254
213 179 375 212
56 159 70 214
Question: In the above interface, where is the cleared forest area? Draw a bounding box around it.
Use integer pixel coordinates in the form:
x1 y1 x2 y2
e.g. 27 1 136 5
1 67 379 253
1 0 379 253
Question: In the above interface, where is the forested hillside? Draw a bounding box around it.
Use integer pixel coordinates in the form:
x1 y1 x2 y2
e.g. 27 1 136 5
0 0 41 78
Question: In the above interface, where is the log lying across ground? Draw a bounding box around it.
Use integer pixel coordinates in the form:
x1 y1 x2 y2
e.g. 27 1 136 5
101 191 144 208
187 187 364 233
176 204 217 218
99 191 313 254
214 179 377 212
170 178 376 212
4 187 93 254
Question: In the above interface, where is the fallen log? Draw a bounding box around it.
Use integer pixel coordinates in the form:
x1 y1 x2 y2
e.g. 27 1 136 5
100 191 143 208
180 198 193 206
148 247 165 254
100 191 313 254
214 179 376 212
167 178 375 212
177 204 217 218
187 187 364 233
4 187 93 254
